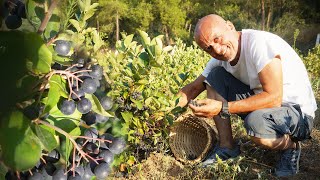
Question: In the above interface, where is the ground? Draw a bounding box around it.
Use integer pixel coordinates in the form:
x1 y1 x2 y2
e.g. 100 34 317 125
111 109 320 180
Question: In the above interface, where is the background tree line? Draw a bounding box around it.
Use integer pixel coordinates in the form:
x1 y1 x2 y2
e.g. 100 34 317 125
94 0 320 53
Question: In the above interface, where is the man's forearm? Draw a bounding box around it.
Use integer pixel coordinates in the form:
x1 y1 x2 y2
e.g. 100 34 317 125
228 91 282 114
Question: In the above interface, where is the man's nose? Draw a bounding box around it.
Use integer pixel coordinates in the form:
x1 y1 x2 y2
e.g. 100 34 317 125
212 44 223 55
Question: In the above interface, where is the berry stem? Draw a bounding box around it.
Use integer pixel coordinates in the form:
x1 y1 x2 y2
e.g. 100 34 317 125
33 119 98 164
74 136 113 143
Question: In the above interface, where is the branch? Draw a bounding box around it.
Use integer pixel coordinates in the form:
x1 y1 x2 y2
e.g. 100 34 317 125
34 119 98 164
37 0 58 34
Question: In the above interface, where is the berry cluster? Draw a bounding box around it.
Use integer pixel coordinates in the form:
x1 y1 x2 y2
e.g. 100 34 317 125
56 63 113 125
50 42 114 125
1 0 26 29
188 99 201 107
5 128 126 180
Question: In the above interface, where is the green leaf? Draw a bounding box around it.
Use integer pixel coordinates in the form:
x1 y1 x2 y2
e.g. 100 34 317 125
0 110 42 171
44 9 61 40
57 126 80 166
49 103 82 122
138 30 150 46
35 124 58 152
0 32 52 110
121 111 133 123
85 94 113 117
124 34 134 48
69 19 81 32
27 0 61 39
44 75 65 113
130 98 143 110
24 32 52 74
163 45 173 52
136 79 148 85
83 9 95 21
0 162 7 180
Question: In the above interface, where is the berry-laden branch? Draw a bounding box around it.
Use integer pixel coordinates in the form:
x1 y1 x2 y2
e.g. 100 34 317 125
33 119 114 177
37 0 58 34
33 119 97 163
46 65 92 100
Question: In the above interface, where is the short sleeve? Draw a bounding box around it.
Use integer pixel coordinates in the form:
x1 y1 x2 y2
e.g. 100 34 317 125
248 33 280 73
202 58 220 77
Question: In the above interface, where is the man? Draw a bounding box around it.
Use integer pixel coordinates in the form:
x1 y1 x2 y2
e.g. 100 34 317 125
177 14 317 177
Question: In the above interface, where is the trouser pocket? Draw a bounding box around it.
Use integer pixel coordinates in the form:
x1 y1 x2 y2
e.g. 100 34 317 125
290 104 313 142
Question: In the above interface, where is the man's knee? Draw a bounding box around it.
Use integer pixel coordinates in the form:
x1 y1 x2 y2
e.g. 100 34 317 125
207 66 228 81
244 110 267 135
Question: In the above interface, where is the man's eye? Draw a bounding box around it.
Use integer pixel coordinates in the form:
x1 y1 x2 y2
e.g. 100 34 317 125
214 37 220 43
206 45 212 51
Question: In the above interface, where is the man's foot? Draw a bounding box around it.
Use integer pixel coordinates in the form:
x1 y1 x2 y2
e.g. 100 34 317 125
202 144 241 167
274 141 301 177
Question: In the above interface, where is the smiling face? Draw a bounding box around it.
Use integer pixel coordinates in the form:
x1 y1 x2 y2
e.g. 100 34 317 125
194 15 241 64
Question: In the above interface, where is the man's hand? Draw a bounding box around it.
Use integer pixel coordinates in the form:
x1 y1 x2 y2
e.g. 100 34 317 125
188 99 223 118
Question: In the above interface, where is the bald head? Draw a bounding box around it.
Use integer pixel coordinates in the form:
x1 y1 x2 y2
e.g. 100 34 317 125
194 14 229 45
193 14 240 62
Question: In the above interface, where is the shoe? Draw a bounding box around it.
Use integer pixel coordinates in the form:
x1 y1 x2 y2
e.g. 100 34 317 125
201 144 241 167
274 142 301 177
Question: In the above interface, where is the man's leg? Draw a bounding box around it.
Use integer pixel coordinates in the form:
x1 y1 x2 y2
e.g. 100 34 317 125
202 67 253 166
250 134 296 150
244 106 310 177
206 84 235 149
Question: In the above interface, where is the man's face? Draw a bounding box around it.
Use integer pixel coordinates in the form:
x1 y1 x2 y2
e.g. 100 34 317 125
195 20 239 62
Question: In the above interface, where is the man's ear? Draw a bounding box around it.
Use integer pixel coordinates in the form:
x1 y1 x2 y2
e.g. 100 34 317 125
226 21 235 30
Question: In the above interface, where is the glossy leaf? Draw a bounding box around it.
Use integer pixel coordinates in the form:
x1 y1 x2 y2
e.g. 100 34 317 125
85 94 113 117
0 111 42 171
35 124 58 152
44 75 65 113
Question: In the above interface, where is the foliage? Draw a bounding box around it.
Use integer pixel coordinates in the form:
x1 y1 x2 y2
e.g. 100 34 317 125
93 0 320 49
0 0 116 179
100 31 210 170
302 45 320 97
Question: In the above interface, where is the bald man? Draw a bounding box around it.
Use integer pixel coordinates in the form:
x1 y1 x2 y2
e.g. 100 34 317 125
177 14 317 177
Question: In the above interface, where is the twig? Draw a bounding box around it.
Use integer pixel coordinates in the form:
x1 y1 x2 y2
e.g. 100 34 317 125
74 136 113 143
46 68 91 100
37 0 58 34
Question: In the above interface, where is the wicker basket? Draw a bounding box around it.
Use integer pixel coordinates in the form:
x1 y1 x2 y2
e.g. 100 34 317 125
169 112 218 164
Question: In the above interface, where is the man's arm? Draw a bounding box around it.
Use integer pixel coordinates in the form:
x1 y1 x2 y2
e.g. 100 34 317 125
177 75 206 107
189 58 283 117
229 57 283 113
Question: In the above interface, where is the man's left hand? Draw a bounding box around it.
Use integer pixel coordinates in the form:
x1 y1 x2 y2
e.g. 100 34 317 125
188 99 223 118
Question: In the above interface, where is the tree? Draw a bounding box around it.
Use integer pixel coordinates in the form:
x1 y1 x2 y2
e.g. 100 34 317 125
152 0 187 45
96 0 128 43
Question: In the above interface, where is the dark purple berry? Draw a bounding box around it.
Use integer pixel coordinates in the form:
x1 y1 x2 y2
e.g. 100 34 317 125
82 111 96 125
44 149 60 163
99 133 114 149
89 64 103 79
84 127 99 143
94 162 110 179
100 96 113 110
77 97 92 114
52 168 67 180
58 99 76 115
98 150 114 164
109 137 126 154
54 40 71 56
5 15 22 29
81 78 97 94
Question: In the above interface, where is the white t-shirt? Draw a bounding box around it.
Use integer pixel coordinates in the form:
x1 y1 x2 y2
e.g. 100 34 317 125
202 29 317 118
